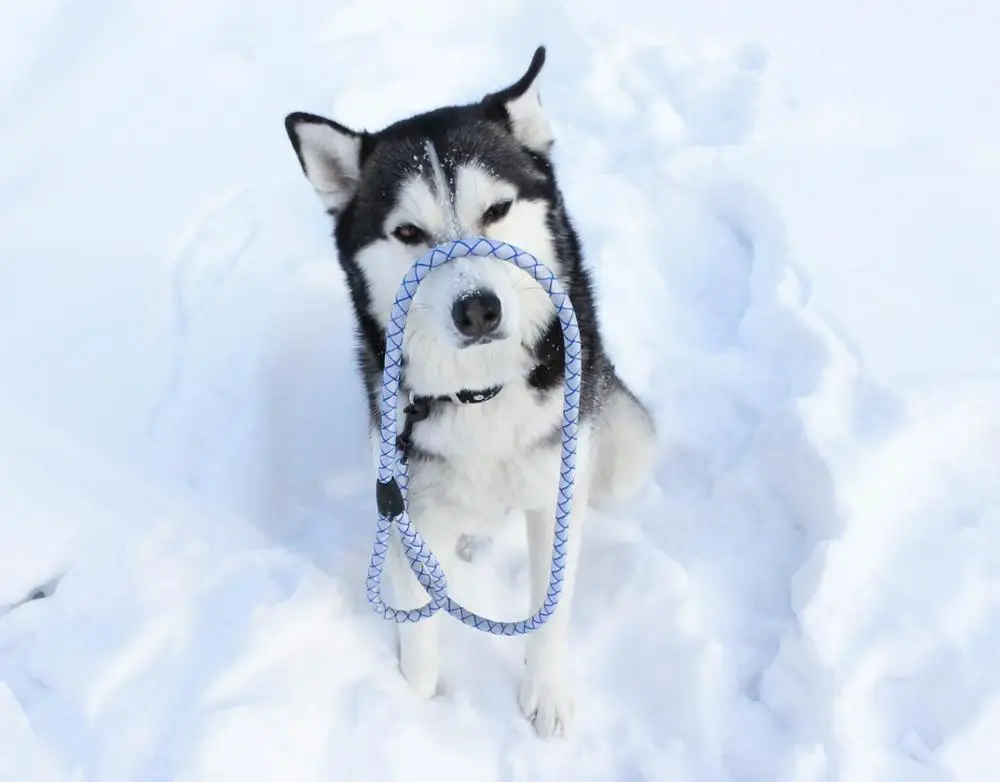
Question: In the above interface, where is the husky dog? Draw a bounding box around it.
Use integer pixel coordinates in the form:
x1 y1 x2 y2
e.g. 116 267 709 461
284 46 655 738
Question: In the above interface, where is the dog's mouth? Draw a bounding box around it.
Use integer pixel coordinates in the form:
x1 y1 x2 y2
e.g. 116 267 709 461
457 332 507 349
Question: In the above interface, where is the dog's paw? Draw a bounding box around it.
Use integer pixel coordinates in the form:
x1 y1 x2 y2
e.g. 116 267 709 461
398 641 440 700
518 670 575 739
399 655 440 699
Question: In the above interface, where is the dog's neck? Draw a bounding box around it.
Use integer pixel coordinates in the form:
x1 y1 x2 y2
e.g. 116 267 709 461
395 383 504 463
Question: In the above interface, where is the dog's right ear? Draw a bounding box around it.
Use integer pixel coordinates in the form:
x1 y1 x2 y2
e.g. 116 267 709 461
285 112 363 214
482 46 553 155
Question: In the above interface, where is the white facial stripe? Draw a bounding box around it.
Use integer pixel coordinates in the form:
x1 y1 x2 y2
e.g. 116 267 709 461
423 139 459 239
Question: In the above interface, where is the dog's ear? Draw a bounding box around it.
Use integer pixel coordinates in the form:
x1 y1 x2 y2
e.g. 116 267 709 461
285 112 364 213
483 46 553 154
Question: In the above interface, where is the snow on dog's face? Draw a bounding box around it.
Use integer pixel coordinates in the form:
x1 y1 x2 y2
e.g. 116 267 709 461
286 48 563 394
348 133 556 357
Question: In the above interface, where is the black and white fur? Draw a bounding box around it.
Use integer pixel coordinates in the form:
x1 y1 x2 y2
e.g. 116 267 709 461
285 47 655 738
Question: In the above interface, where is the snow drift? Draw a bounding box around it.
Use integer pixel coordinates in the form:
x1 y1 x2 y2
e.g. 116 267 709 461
1 0 998 779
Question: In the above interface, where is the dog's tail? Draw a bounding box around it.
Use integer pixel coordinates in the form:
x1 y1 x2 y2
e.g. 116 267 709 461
588 373 657 508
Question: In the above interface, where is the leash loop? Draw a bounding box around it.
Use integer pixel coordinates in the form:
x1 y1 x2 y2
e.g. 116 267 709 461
365 238 581 635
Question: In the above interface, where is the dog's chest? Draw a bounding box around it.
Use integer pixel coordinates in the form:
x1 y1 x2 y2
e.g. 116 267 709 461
404 384 564 513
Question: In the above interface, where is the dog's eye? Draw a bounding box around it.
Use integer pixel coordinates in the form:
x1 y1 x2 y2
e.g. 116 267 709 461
482 200 513 226
392 223 426 245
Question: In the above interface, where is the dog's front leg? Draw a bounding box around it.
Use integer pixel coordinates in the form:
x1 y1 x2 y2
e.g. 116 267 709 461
519 444 589 739
388 503 461 700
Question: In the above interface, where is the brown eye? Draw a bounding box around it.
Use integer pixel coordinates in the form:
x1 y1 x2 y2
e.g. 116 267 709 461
392 223 426 245
482 200 513 225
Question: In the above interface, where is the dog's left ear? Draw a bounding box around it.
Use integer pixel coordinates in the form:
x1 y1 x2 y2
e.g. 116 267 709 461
483 46 553 154
285 112 364 214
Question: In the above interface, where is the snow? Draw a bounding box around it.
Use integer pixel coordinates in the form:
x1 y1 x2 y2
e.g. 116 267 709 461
1 0 999 779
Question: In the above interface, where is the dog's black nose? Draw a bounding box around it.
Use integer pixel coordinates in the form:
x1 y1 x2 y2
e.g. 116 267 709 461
451 290 502 338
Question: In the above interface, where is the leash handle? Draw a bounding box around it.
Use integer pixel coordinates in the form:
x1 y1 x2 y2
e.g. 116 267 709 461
365 238 582 635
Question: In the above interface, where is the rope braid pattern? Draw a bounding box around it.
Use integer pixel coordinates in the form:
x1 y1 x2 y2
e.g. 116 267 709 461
366 238 582 635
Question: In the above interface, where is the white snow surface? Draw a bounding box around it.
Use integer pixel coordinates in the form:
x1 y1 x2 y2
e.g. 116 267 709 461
2 1 999 780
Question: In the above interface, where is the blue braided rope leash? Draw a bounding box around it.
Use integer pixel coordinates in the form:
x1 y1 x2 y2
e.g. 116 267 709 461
366 237 582 636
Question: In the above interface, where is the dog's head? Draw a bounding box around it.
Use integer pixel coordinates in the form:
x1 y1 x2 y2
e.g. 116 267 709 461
285 47 565 393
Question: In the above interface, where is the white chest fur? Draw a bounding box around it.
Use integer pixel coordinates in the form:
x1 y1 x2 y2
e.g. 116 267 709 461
399 381 588 520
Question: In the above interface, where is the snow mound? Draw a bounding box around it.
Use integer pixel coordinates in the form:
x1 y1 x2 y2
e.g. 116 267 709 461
1 0 998 779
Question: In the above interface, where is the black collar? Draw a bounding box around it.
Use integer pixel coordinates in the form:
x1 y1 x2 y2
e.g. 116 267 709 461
396 384 503 463
422 386 503 405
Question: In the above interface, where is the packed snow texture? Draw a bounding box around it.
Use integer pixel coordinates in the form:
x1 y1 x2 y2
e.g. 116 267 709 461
2 0 999 780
